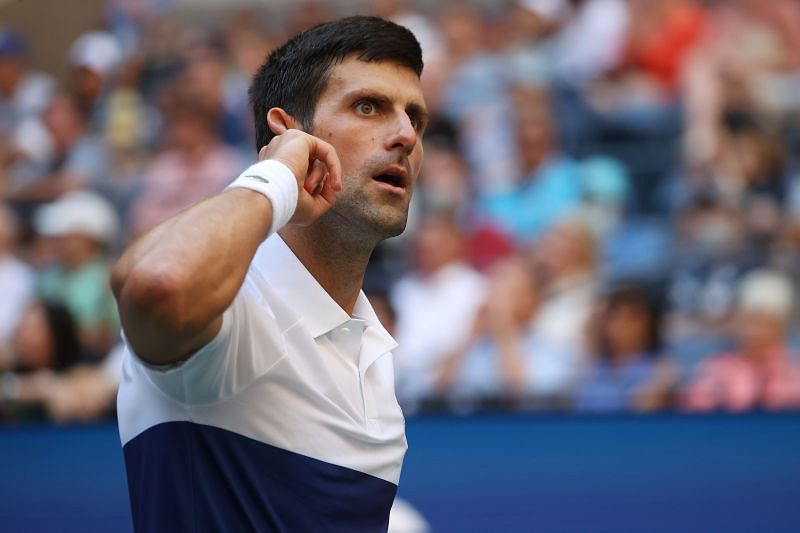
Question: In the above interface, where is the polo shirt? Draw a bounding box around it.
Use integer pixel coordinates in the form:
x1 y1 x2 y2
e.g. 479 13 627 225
117 234 407 532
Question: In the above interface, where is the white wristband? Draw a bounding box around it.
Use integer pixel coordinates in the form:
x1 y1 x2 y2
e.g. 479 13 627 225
226 159 299 235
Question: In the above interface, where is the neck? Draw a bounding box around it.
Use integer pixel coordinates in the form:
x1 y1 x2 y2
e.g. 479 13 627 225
279 223 376 315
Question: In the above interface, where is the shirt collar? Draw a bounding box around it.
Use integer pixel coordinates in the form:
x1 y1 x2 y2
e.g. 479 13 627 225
251 234 398 357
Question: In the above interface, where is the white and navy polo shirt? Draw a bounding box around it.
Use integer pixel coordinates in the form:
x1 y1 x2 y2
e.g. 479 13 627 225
117 234 407 532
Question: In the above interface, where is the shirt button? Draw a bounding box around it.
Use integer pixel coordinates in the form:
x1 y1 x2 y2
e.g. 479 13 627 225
340 327 350 335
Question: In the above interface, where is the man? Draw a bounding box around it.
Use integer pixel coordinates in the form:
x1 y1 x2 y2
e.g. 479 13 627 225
391 213 486 411
111 16 426 532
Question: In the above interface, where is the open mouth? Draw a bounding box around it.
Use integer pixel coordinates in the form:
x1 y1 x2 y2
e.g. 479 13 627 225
372 167 407 192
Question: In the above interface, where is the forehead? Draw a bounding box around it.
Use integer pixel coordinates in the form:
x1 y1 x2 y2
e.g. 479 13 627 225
320 56 425 108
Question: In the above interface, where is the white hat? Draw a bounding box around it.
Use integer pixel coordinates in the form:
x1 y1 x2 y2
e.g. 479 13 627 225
69 31 123 77
518 0 570 22
738 269 795 319
35 190 119 244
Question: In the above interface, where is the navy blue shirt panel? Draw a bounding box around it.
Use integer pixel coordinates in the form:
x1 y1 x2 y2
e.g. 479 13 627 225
123 422 397 532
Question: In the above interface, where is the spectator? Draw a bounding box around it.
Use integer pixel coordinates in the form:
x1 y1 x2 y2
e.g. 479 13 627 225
9 92 110 205
180 41 252 150
434 253 580 409
129 84 243 237
520 0 629 87
0 29 53 130
69 30 124 118
665 196 753 345
682 0 800 168
521 218 599 392
433 255 540 407
392 213 486 409
0 300 82 421
0 29 54 179
576 283 677 413
681 270 800 412
623 0 707 95
437 4 518 193
0 204 34 363
34 190 120 359
40 343 124 423
477 86 583 244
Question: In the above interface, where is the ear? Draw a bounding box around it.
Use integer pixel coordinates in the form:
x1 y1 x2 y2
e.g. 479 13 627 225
267 108 302 136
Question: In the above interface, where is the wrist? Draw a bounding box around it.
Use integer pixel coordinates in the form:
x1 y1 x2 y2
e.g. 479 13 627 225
226 159 299 235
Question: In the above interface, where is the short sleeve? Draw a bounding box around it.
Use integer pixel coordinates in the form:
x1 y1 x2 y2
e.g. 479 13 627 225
128 277 288 405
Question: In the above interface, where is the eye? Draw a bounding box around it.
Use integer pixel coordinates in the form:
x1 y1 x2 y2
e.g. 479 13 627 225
355 101 376 116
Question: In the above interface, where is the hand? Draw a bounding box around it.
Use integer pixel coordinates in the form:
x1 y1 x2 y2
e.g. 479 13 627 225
484 294 518 340
258 127 343 226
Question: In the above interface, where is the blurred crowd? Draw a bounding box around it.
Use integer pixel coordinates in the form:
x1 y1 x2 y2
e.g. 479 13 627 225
2 0 800 423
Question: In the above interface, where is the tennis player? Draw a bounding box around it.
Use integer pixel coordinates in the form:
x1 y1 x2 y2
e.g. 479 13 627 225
111 16 426 532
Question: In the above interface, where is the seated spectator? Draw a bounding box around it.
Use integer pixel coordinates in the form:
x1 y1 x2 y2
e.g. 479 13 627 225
665 196 753 344
68 30 123 120
433 255 540 406
681 270 800 412
476 86 583 245
0 204 34 361
39 343 124 423
129 84 244 237
9 92 110 205
519 0 629 87
0 29 54 182
0 299 82 421
0 29 53 129
34 190 120 359
575 283 677 413
437 3 518 193
682 0 800 168
435 254 579 410
527 217 598 377
392 213 486 410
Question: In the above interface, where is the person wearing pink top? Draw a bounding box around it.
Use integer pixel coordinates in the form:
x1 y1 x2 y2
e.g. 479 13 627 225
129 85 243 237
682 270 800 412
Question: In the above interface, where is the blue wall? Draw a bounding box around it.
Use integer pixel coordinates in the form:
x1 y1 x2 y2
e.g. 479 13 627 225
1 414 799 532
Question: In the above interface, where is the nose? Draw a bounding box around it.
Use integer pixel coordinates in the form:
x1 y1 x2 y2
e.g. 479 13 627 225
386 111 418 155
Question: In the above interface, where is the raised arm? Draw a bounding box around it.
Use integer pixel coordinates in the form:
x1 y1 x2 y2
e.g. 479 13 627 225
111 126 341 365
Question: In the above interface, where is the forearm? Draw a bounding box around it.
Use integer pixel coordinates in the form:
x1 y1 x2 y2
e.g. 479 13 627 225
11 172 82 203
113 129 341 364
112 188 272 361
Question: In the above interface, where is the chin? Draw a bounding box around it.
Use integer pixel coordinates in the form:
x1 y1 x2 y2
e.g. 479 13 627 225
372 213 408 239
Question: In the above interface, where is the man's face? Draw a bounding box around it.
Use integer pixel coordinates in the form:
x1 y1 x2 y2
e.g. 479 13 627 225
309 56 427 239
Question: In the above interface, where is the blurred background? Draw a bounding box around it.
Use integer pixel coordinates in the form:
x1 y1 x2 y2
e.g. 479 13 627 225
1 0 800 531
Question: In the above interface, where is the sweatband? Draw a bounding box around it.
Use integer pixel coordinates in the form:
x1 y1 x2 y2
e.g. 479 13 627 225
226 159 299 235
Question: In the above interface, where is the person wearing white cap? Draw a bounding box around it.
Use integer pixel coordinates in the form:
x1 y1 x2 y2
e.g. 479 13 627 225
34 190 120 359
681 269 800 412
69 30 123 114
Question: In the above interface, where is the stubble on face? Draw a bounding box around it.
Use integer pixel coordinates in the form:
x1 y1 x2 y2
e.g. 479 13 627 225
318 151 414 243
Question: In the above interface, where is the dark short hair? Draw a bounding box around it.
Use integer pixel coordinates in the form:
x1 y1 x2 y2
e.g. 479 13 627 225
598 283 664 359
249 16 423 151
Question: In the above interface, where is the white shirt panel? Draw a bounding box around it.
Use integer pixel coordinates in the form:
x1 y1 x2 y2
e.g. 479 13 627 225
118 234 406 483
